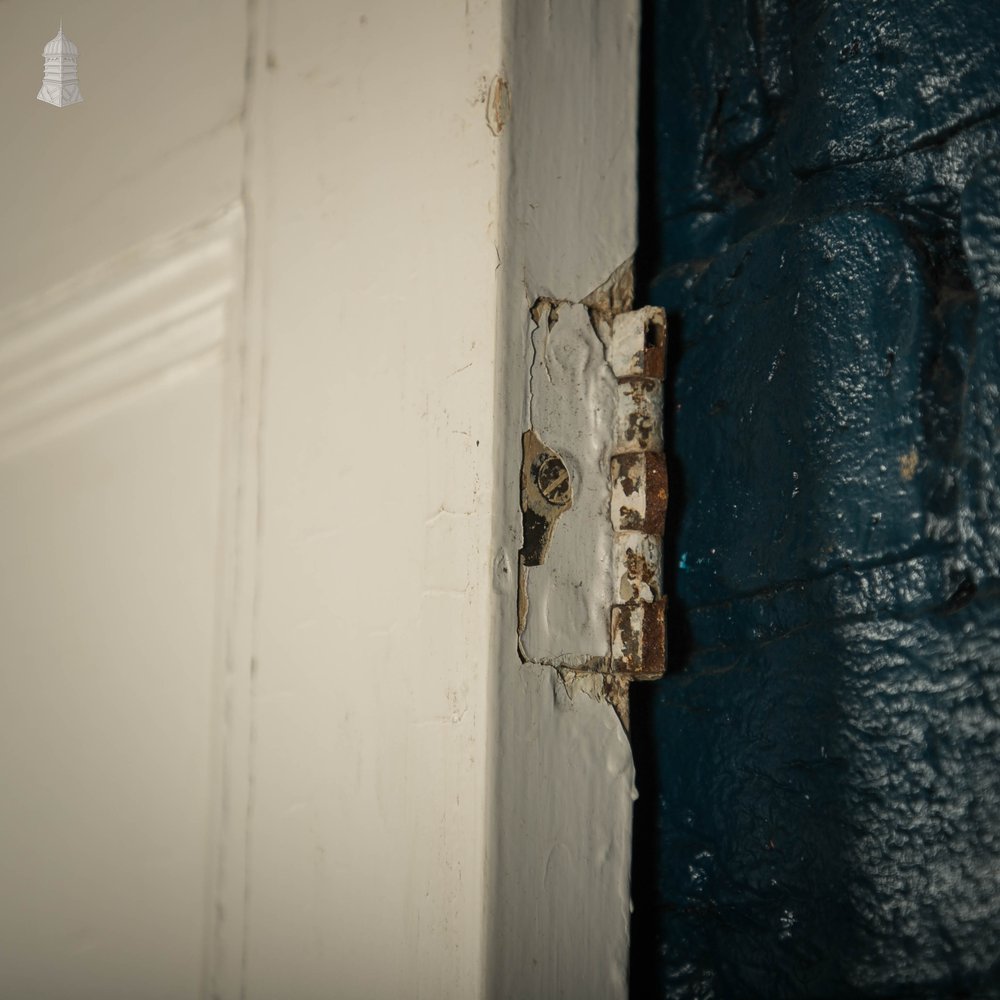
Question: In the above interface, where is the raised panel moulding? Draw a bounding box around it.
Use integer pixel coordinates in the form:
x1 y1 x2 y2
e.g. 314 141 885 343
0 205 244 460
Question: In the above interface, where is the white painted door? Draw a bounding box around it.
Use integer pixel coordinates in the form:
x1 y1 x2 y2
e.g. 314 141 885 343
0 211 243 1000
0 3 499 998
0 3 248 995
0 2 644 998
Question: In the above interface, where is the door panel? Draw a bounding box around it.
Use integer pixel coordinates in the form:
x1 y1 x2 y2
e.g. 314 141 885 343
0 213 243 999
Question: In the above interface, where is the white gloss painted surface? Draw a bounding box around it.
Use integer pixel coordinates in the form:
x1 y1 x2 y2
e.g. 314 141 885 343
0 366 225 1000
3 1 503 995
487 1 641 998
0 208 240 461
0 2 246 306
239 4 501 998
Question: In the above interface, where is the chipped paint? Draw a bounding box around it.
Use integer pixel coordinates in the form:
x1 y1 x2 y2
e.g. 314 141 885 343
613 530 663 602
608 306 666 380
615 378 665 453
486 75 510 136
554 668 634 731
611 451 668 534
582 256 636 321
519 428 572 567
518 290 668 679
611 599 667 678
517 427 574 638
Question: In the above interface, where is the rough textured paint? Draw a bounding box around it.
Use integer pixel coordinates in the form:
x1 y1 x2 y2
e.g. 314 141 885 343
632 1 1000 996
519 301 618 667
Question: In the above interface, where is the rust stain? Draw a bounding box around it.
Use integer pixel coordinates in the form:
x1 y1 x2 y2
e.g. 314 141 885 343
611 599 667 679
900 447 918 481
618 378 663 452
611 452 668 534
640 311 667 381
644 453 669 534
607 305 668 683
618 542 661 602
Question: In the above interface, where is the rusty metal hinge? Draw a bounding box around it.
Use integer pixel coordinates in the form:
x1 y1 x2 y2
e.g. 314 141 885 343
517 298 668 680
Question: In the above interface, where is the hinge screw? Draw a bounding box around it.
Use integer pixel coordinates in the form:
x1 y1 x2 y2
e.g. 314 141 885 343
534 453 571 506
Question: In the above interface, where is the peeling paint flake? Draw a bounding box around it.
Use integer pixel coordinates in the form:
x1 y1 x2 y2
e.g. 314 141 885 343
613 530 663 602
611 452 668 534
609 306 666 380
486 75 510 136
